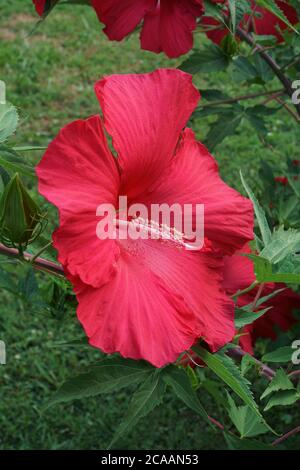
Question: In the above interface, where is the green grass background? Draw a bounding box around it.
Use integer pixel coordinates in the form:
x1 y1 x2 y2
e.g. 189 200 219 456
0 0 299 450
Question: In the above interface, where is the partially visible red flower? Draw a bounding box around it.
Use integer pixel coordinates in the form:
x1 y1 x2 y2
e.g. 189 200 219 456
292 159 300 167
91 0 204 58
247 0 298 42
274 176 288 185
37 69 253 367
33 0 55 16
223 245 299 354
203 0 298 45
33 0 46 16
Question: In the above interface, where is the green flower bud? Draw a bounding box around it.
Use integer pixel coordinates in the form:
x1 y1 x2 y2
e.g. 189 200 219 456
220 34 239 58
0 173 45 248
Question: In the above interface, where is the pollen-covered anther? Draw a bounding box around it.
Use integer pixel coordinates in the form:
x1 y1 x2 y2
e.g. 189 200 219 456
129 216 188 246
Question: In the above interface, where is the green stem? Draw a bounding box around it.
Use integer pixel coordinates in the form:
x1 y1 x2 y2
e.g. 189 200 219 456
30 241 53 264
232 281 258 301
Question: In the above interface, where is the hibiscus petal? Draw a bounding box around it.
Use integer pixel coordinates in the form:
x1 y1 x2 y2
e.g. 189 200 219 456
36 115 121 287
95 69 200 200
223 245 255 295
74 250 197 368
141 0 203 58
73 233 234 367
33 0 46 16
126 238 235 352
201 16 228 45
252 285 299 340
36 115 120 220
140 8 162 54
239 325 254 355
141 128 254 254
53 215 120 288
91 0 156 41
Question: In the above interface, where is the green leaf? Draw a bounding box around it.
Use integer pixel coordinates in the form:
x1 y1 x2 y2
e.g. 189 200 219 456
262 346 295 363
109 370 166 449
251 288 286 309
228 0 237 32
235 306 271 329
261 368 295 400
260 227 300 264
235 288 286 329
224 433 276 450
43 358 152 410
0 102 18 143
205 107 244 150
288 176 300 199
264 389 299 411
235 0 252 25
203 0 227 23
163 366 211 426
241 354 258 376
200 89 229 101
253 53 273 82
245 110 268 136
289 0 300 17
232 56 258 82
240 171 272 247
0 266 17 294
226 393 268 438
0 166 10 191
247 254 300 284
179 44 229 74
18 265 38 301
193 346 270 429
0 145 35 178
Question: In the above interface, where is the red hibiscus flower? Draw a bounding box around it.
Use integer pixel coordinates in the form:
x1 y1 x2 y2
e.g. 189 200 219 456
33 0 46 16
223 245 299 354
37 69 253 367
203 0 299 45
33 0 55 16
91 0 204 58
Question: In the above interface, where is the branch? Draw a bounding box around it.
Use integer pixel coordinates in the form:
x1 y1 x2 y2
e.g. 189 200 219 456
272 425 300 446
0 243 64 276
228 347 276 380
200 88 284 108
288 370 300 380
236 26 300 118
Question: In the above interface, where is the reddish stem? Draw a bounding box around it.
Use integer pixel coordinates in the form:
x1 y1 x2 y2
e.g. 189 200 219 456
0 243 64 276
228 347 276 380
272 425 300 446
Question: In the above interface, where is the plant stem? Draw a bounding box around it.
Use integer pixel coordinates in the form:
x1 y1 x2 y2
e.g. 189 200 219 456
232 281 258 301
251 282 265 310
236 26 300 118
30 241 53 264
272 425 300 446
201 88 284 108
288 370 300 380
0 243 64 276
228 347 276 380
